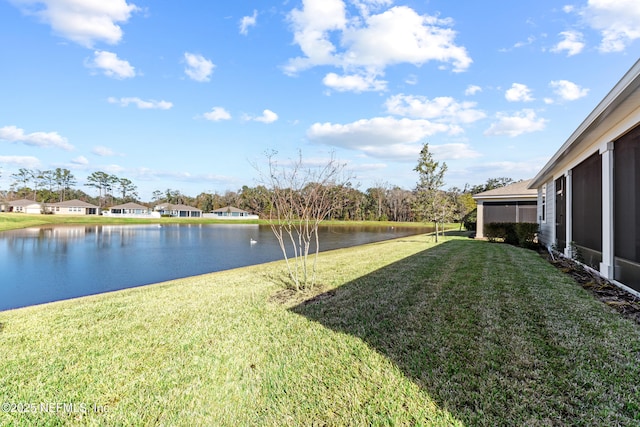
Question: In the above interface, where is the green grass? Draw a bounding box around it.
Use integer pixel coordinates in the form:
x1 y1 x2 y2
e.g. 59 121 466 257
0 213 261 232
1 235 639 425
0 212 444 232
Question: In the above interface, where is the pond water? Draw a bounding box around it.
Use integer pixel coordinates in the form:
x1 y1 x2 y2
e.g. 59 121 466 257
0 224 431 311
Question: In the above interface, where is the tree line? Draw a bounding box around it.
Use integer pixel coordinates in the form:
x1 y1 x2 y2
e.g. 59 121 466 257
0 159 516 224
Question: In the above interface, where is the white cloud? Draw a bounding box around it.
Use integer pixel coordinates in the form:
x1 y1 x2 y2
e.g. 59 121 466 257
484 109 547 137
465 85 482 96
184 52 215 82
323 72 387 92
551 30 585 56
87 50 136 79
581 0 640 52
351 0 393 17
0 155 40 168
430 143 481 160
10 0 139 48
343 6 472 72
203 107 232 122
405 74 418 85
71 155 89 165
108 97 172 109
285 2 471 83
253 109 279 124
505 83 534 102
469 159 547 177
240 10 257 35
93 146 113 156
385 94 486 124
549 80 589 101
92 146 121 157
131 167 237 186
307 116 463 160
286 0 346 71
0 125 73 150
512 36 536 49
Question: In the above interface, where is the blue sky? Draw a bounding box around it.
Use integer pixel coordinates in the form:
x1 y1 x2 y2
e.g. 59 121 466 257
1 0 639 200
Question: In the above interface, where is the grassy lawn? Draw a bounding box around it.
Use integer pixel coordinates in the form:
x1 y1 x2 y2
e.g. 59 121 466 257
1 235 639 425
0 212 441 232
0 213 259 232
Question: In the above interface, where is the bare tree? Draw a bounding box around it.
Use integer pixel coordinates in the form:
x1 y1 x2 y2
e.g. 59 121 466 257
260 150 351 291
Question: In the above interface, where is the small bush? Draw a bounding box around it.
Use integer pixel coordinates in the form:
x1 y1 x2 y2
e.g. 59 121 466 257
515 222 539 248
463 209 477 231
484 222 538 248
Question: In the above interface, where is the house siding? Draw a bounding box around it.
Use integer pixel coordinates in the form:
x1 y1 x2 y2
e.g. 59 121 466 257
538 180 555 247
529 59 640 296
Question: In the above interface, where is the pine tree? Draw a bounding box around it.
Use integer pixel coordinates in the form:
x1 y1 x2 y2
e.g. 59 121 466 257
413 143 448 242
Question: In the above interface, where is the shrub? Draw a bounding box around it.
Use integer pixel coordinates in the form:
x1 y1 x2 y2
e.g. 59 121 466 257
463 209 477 231
484 222 539 248
515 222 539 249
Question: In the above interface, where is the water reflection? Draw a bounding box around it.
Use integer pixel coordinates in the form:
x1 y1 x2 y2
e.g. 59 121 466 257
0 224 430 311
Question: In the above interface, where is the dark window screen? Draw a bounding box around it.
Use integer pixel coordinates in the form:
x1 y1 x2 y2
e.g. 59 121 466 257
572 152 602 252
517 201 537 222
484 201 537 224
484 202 516 223
615 125 640 263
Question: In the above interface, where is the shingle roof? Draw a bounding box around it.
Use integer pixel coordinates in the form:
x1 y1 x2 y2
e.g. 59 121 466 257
211 206 249 213
49 199 99 208
109 202 150 210
473 179 537 200
161 204 201 211
8 199 41 207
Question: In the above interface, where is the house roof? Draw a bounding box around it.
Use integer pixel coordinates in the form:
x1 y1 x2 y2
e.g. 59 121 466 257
158 203 201 212
109 202 149 210
211 206 249 213
473 179 537 200
530 58 640 189
49 199 99 208
9 199 41 207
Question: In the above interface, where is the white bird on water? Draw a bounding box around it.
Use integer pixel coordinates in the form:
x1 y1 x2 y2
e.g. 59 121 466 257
250 238 257 244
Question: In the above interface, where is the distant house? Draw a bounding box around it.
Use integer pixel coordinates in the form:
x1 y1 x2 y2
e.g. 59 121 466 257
155 203 202 218
7 199 42 214
46 199 99 215
103 202 160 218
473 180 538 239
204 206 259 220
529 58 640 296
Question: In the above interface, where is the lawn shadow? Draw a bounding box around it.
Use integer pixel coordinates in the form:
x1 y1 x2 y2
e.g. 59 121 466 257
290 240 483 421
288 238 637 424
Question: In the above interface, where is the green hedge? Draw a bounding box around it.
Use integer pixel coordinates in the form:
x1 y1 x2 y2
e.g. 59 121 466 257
463 209 477 231
484 222 539 248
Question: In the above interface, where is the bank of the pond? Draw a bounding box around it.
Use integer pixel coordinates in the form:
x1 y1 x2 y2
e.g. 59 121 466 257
0 212 452 232
1 235 638 426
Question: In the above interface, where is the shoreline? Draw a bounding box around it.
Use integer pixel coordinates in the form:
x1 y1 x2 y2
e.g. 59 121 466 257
0 212 440 233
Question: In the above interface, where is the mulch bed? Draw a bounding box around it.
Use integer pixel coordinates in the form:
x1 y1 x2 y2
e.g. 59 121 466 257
539 248 640 325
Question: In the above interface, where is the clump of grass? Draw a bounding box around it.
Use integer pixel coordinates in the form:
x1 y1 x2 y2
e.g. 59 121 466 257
1 235 639 425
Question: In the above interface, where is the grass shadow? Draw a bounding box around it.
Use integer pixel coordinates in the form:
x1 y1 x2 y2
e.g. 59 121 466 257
290 239 640 425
